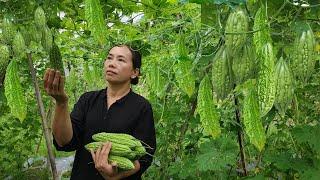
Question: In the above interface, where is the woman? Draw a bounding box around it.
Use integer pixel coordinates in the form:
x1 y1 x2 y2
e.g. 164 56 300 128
43 45 156 179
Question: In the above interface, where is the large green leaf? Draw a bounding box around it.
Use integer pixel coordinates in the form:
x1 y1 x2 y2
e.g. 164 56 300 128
188 0 246 5
196 134 238 171
291 125 320 154
264 151 311 173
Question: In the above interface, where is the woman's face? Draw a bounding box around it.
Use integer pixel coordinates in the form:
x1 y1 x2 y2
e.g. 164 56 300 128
104 46 138 85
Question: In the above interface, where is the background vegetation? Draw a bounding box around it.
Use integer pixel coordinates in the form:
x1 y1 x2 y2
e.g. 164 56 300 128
0 0 320 179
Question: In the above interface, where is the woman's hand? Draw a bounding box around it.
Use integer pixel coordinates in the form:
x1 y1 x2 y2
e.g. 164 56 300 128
91 142 141 180
91 142 118 178
43 68 68 105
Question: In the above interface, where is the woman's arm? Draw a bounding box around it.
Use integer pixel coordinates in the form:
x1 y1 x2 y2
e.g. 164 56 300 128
52 101 73 147
43 69 73 146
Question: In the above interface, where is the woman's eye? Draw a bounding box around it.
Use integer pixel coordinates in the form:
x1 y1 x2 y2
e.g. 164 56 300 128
119 59 125 62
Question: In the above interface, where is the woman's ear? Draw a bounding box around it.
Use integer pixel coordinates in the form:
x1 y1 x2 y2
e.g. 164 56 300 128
131 68 139 79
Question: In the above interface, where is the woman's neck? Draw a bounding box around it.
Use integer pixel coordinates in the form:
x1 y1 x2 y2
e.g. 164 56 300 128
107 83 131 99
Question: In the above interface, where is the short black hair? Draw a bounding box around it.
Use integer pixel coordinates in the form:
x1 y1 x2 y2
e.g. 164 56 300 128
127 46 141 85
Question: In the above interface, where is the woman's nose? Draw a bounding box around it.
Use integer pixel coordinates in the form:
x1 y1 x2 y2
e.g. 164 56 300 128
105 58 116 68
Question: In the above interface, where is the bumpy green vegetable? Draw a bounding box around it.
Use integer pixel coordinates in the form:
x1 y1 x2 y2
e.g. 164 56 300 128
274 57 293 116
232 42 256 84
92 132 140 148
257 43 276 117
133 145 147 159
49 42 65 75
225 7 248 57
85 142 133 157
174 59 195 97
291 26 316 83
21 24 42 46
89 132 149 161
177 34 188 60
4 60 27 122
211 46 232 100
0 45 10 78
12 32 26 58
41 26 53 52
85 0 107 46
146 62 167 98
197 75 221 138
108 155 135 170
2 17 16 44
35 7 46 29
96 133 136 140
253 6 272 57
243 80 266 152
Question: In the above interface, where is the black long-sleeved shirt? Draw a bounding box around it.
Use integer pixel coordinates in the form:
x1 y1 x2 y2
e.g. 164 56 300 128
53 87 156 179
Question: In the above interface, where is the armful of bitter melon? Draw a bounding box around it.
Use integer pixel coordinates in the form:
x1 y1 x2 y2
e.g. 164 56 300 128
90 142 141 179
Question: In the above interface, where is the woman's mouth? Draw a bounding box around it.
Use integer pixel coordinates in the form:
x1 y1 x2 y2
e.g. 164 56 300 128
106 70 117 75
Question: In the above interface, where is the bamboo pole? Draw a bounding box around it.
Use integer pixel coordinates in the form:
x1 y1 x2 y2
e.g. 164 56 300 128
27 53 58 180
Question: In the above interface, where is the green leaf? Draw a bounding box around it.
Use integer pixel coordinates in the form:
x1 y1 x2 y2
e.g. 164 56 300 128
196 134 238 171
300 167 320 180
291 125 320 154
264 151 310 173
4 60 27 122
188 0 246 6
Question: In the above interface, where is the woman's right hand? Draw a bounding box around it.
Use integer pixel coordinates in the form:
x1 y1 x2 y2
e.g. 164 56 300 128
43 68 68 105
91 142 141 179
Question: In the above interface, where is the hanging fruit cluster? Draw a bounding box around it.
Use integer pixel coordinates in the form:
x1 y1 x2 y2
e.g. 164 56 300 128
195 5 317 152
0 6 66 122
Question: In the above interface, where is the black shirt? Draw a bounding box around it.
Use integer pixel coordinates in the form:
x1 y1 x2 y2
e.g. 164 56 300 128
53 87 156 180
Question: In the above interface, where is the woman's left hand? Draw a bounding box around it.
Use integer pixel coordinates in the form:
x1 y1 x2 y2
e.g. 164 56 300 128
90 142 141 179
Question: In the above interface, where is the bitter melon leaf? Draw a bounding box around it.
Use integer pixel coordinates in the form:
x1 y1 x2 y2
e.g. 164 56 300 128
300 168 320 180
196 135 238 171
264 151 310 173
291 125 320 154
4 60 27 122
168 157 197 179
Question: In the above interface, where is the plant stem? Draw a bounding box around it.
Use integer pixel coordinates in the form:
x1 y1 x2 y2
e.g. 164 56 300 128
27 53 58 180
227 47 248 175
234 95 248 176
